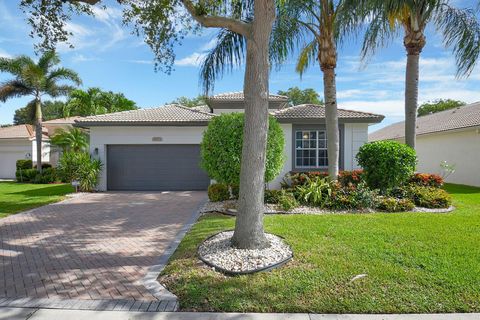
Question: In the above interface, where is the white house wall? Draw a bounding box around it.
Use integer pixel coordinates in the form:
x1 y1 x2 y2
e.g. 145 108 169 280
31 140 50 164
343 123 369 170
0 139 31 179
413 128 480 187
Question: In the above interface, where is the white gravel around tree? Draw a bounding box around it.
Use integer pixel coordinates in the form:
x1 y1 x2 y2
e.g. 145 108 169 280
198 231 293 273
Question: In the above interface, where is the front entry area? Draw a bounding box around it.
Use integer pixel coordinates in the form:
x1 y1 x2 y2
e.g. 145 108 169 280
106 144 210 191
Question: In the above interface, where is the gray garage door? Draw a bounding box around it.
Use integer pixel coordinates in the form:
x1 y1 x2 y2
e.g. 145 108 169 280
107 145 210 191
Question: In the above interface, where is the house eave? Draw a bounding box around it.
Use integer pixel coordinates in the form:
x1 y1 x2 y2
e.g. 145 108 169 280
275 117 384 124
74 121 210 128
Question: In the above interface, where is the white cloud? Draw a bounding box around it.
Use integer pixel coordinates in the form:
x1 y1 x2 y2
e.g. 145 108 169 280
127 59 153 65
175 52 207 67
71 54 101 63
200 38 218 51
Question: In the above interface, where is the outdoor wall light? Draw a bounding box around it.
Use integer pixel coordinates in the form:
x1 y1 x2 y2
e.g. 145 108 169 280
94 148 99 156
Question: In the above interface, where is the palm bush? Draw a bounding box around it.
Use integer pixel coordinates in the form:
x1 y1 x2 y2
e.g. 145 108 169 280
50 128 89 152
57 152 102 192
295 176 336 208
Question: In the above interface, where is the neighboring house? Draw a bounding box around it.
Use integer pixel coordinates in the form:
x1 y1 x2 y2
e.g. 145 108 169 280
76 92 384 191
0 117 79 179
369 101 480 187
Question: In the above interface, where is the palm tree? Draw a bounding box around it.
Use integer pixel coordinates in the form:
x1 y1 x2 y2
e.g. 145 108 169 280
50 128 89 153
202 0 358 179
354 0 480 149
0 51 81 171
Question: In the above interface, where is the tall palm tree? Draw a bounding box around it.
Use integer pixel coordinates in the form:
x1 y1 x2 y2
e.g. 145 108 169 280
0 51 81 171
354 0 480 148
202 0 358 179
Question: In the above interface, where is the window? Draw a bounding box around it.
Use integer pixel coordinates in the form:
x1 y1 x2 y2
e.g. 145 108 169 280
295 130 328 168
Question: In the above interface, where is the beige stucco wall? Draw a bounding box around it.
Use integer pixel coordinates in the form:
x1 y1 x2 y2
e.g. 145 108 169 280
412 128 480 187
343 123 369 171
0 139 31 179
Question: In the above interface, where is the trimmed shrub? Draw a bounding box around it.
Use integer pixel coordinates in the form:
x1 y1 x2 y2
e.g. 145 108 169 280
33 168 57 184
278 192 298 211
410 186 451 208
376 197 415 212
208 183 230 202
410 173 444 188
264 189 284 204
16 159 33 170
338 170 364 188
356 141 417 191
16 168 38 182
57 152 102 192
329 182 377 210
200 113 285 185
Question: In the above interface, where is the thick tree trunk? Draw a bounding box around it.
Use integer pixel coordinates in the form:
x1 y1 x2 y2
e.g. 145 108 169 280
35 98 43 172
232 0 275 250
404 52 420 149
322 67 339 178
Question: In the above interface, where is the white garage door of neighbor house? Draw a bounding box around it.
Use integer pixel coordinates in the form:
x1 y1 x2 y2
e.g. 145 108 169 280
106 144 210 191
0 151 25 179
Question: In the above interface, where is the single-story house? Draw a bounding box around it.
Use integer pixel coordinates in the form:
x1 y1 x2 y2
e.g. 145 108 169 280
76 92 384 191
0 117 79 179
369 101 480 187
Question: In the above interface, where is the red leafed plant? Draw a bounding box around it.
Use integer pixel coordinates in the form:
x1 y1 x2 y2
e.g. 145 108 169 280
410 173 444 188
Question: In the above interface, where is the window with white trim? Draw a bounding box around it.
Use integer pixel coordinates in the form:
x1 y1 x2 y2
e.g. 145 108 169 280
295 130 328 168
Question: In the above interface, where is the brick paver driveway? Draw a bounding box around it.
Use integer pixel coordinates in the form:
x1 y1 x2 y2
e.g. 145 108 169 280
0 191 206 303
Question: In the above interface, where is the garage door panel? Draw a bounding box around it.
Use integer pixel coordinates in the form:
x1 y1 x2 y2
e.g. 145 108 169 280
107 145 209 191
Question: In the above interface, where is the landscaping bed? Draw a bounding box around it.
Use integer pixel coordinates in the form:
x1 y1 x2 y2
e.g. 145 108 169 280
159 184 480 313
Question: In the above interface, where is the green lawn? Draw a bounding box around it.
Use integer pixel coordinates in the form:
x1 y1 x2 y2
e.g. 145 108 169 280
0 181 74 218
160 184 480 313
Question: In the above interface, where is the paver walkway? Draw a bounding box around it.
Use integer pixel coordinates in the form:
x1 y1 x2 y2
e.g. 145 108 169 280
0 191 206 311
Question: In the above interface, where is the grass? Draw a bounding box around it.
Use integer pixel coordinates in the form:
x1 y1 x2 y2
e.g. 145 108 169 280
160 184 480 313
0 181 74 218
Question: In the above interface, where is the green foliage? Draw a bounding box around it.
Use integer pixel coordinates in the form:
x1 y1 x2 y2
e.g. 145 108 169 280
277 87 323 105
207 183 230 202
330 182 378 211
410 173 444 188
230 184 239 200
57 152 102 192
418 99 465 117
295 177 335 208
278 192 298 211
283 171 329 188
16 168 38 183
14 100 67 125
356 141 417 191
376 196 415 212
50 128 89 152
264 189 284 204
16 159 33 170
410 186 452 209
16 167 57 184
168 95 207 108
200 113 285 185
64 87 137 117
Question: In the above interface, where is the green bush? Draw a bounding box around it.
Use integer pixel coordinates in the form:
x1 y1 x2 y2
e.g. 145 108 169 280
283 171 329 188
230 184 239 200
329 182 377 210
410 173 444 188
376 197 415 212
57 152 102 192
356 141 417 191
33 168 57 184
278 192 298 211
16 159 33 170
338 170 364 187
208 183 230 202
200 113 285 185
264 189 284 204
295 177 335 208
410 186 451 208
15 168 38 182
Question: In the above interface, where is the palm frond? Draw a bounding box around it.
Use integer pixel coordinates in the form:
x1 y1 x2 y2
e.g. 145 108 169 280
295 40 318 77
360 12 399 60
38 51 60 73
200 28 246 94
0 80 33 102
0 55 34 76
47 67 82 86
435 4 480 77
47 84 76 98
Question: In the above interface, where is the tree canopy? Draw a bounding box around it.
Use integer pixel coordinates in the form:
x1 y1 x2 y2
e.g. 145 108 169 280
277 87 323 105
168 95 207 108
64 88 137 117
418 99 466 117
14 100 66 125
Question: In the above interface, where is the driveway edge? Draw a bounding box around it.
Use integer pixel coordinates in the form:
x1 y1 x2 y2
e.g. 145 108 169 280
142 194 208 306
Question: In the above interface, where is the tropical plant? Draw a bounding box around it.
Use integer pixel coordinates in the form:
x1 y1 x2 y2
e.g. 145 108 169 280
356 140 417 191
64 87 137 117
353 0 480 148
0 51 81 171
57 151 102 192
50 128 89 152
168 95 207 108
418 99 466 116
277 87 323 105
201 112 285 185
295 176 335 207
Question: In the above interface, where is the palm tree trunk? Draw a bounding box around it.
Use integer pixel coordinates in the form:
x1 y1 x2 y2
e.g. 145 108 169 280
35 98 43 172
404 52 420 149
232 0 275 250
323 67 339 178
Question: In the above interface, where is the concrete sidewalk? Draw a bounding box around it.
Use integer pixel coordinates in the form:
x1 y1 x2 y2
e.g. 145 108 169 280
2 307 479 320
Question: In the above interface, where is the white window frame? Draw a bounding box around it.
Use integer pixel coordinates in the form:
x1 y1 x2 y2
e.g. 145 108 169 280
295 130 328 169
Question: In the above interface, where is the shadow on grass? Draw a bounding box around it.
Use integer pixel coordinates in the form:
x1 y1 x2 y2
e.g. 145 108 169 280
444 183 480 195
7 184 74 197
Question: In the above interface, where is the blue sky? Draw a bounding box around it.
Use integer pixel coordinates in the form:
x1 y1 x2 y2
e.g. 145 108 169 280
0 0 479 132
